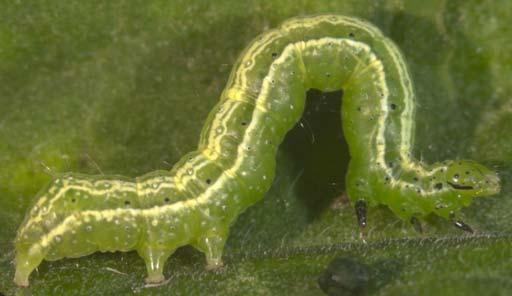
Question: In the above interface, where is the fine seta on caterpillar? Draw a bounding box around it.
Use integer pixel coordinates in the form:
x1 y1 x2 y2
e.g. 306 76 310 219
14 14 501 287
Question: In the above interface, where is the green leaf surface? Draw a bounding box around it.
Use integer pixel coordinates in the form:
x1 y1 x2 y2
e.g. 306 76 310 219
1 1 511 295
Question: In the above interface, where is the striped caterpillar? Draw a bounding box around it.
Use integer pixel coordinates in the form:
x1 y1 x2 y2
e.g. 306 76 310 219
14 14 500 287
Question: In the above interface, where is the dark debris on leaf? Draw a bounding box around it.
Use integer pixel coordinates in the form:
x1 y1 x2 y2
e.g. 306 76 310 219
318 257 402 296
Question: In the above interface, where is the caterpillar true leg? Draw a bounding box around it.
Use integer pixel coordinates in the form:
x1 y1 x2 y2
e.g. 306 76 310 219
409 216 423 234
452 220 474 234
449 212 474 233
354 200 367 238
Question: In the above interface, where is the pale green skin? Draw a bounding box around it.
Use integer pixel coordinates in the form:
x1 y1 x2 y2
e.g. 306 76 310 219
14 15 500 287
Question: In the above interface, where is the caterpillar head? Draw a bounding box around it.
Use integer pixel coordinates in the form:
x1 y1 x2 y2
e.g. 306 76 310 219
441 160 500 197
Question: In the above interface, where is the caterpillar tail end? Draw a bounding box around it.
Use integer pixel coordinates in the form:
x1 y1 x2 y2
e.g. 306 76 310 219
14 248 44 287
14 266 30 287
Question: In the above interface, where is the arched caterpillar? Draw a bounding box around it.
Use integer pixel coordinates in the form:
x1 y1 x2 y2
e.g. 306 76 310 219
14 14 500 287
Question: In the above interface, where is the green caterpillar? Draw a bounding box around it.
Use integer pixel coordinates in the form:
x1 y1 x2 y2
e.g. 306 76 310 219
14 14 500 287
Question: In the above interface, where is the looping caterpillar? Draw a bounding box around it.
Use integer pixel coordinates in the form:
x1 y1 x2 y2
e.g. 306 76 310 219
14 14 500 287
